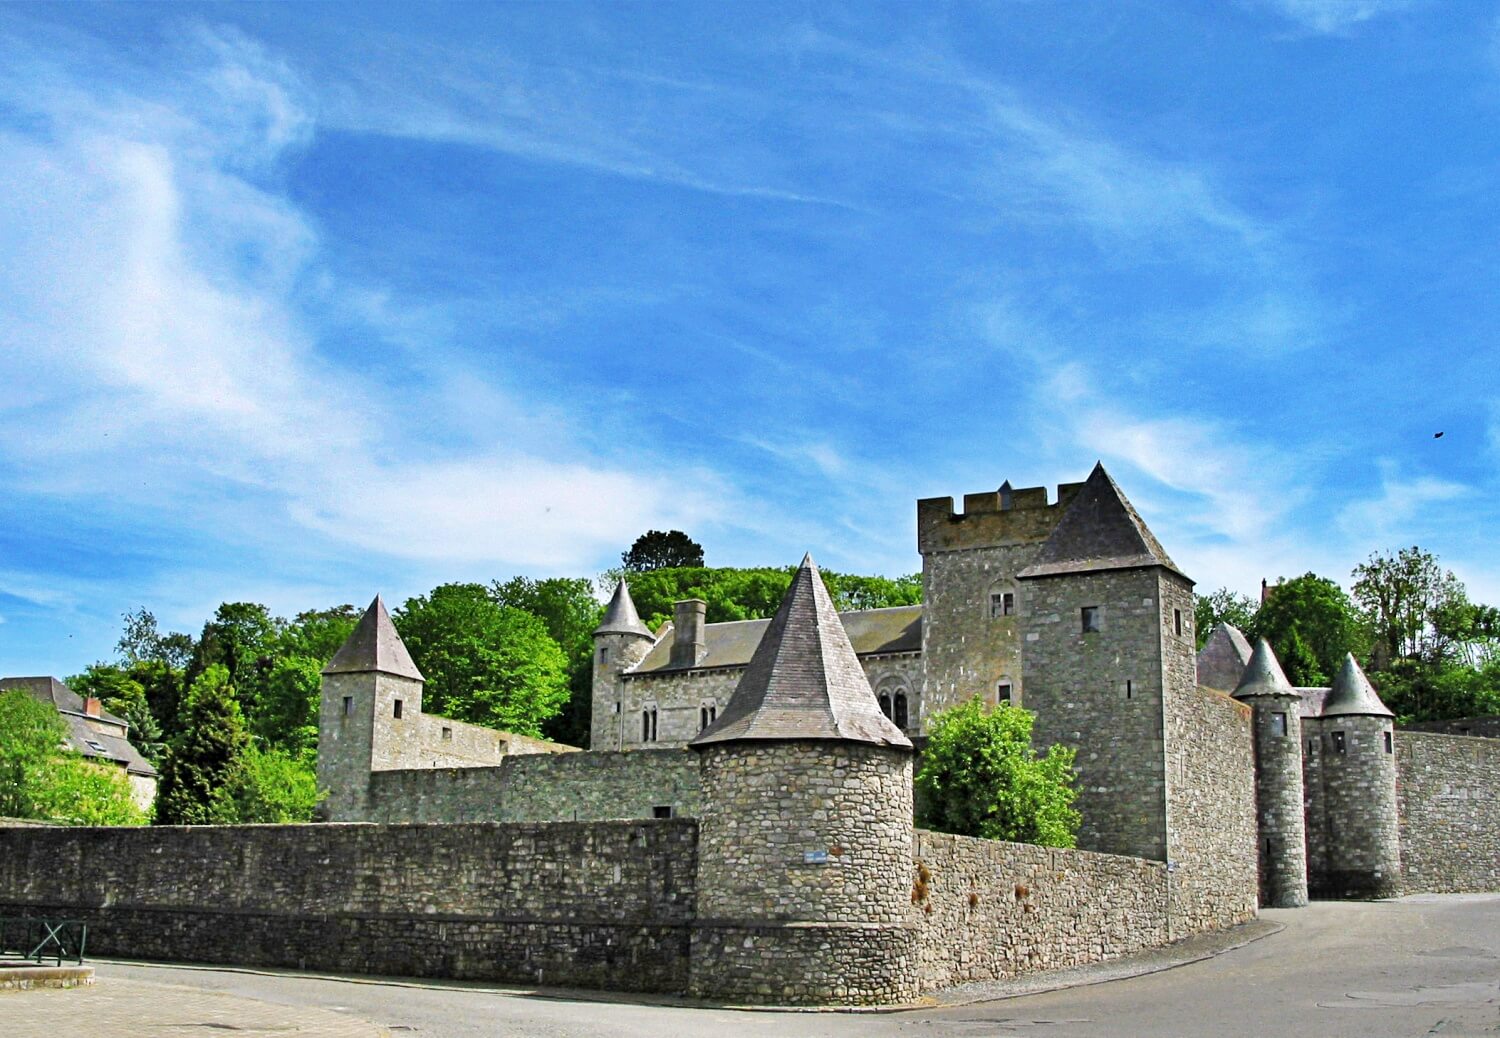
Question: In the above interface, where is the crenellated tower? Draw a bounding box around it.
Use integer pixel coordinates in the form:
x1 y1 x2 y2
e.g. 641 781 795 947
589 579 657 751
1232 638 1308 907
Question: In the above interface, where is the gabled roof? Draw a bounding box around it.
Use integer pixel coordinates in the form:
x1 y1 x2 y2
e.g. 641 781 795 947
631 604 921 674
594 579 653 638
1017 463 1187 581
0 676 155 776
690 555 911 748
1322 654 1394 718
0 676 126 726
1232 638 1298 701
1197 623 1253 692
322 596 424 680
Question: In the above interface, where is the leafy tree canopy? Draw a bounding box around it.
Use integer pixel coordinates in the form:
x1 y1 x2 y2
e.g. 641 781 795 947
915 698 1080 848
491 577 603 748
617 565 921 631
1256 573 1367 686
394 583 570 738
0 689 146 826
229 746 321 823
154 665 250 826
1193 587 1258 650
622 530 705 571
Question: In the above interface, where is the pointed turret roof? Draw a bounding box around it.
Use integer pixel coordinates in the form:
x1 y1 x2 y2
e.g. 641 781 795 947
1321 654 1393 718
594 578 653 638
690 554 911 748
1017 463 1187 581
1198 623 1254 692
1232 638 1297 700
322 596 424 680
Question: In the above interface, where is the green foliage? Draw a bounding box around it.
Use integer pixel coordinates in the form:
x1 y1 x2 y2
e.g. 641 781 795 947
120 697 166 769
229 746 321 823
1193 587 1258 649
491 577 602 747
154 665 251 826
1257 574 1367 687
915 698 1080 848
117 607 195 670
186 602 283 716
1352 546 1464 665
0 690 145 826
254 655 324 756
276 606 360 664
622 529 705 571
394 583 570 737
618 565 921 631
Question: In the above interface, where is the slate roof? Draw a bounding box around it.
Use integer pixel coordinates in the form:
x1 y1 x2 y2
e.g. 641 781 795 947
1322 654 1394 718
1296 687 1330 719
631 603 922 674
0 676 156 777
690 555 912 748
1017 463 1188 581
1197 623 1253 692
594 579 653 638
322 596 424 680
1232 639 1298 700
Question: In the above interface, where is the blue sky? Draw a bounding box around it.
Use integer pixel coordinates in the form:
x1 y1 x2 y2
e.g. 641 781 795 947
3 0 1499 677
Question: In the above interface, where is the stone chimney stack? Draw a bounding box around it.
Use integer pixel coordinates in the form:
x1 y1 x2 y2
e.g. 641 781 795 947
669 599 707 668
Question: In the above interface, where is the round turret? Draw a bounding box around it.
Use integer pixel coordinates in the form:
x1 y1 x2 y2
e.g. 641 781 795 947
590 579 657 750
1315 654 1400 899
1232 639 1308 908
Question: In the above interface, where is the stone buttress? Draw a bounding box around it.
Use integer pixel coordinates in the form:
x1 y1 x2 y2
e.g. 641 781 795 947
687 554 917 1006
1232 639 1308 908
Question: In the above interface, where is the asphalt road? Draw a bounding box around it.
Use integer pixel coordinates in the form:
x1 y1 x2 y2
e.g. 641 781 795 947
81 895 1500 1037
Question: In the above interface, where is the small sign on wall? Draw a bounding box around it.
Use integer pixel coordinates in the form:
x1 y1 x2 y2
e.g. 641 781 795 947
803 850 830 864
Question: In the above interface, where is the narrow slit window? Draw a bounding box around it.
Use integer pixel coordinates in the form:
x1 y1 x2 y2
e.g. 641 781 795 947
894 692 909 729
1384 730 1393 754
393 699 403 719
878 692 892 720
1125 679 1133 700
599 646 609 664
342 696 354 717
1174 608 1183 637
1081 606 1101 633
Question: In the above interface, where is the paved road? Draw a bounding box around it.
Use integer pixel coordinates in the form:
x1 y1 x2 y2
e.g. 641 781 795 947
6 896 1499 1037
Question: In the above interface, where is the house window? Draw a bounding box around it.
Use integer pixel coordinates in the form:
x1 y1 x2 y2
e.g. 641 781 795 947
84 740 107 754
989 591 1016 618
1081 606 1101 633
642 705 658 742
1384 730 1393 754
997 682 1013 705
342 696 354 717
1174 608 1183 637
1331 730 1346 754
1271 712 1287 737
441 726 453 741
894 692 909 729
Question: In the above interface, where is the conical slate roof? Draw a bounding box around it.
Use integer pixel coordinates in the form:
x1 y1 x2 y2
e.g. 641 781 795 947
1232 638 1297 700
1018 463 1187 581
1198 623 1254 692
594 579 653 638
690 554 911 748
1322 654 1394 718
322 596 424 680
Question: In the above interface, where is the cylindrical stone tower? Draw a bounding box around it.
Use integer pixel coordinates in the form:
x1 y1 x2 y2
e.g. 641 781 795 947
688 555 916 1006
1316 654 1401 899
1232 639 1308 908
589 579 657 750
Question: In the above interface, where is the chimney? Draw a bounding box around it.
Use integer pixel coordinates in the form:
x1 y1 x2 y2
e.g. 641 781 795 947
84 697 102 717
670 599 708 669
1260 578 1270 605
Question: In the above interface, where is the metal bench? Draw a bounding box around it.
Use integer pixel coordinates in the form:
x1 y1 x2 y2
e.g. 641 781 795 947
0 917 88 966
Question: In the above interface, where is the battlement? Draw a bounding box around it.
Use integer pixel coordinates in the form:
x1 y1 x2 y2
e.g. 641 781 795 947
917 480 1084 553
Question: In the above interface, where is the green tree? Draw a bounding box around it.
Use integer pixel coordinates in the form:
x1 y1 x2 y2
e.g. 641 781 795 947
253 655 324 756
0 690 145 825
394 583 570 737
616 565 922 631
229 746 321 823
154 665 250 825
491 577 603 747
915 698 1080 848
276 605 360 663
622 530 705 571
117 607 195 670
1193 587 1258 649
185 602 283 718
1256 574 1366 686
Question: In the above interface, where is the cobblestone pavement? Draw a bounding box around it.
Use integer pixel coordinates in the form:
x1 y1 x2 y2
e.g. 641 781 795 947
0 975 388 1038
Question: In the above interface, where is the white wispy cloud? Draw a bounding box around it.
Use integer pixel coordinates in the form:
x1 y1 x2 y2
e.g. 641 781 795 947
1257 0 1421 35
1336 462 1469 546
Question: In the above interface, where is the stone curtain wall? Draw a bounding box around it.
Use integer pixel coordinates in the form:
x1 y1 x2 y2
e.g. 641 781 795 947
1164 684 1258 933
0 821 697 991
911 830 1168 990
1397 733 1500 893
1402 716 1500 739
365 749 702 823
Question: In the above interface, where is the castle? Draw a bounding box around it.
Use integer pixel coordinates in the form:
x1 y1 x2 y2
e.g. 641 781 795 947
2 464 1495 1004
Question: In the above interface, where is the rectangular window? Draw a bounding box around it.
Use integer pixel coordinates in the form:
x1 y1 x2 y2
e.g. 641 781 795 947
441 727 452 741
1308 738 1317 754
599 646 609 664
643 707 658 742
393 700 403 719
996 682 1012 704
652 805 673 819
1081 606 1101 633
989 591 1017 618
1271 712 1287 737
1174 608 1183 637
1384 730 1393 754
1125 679 1133 700
1331 730 1346 754
342 696 354 717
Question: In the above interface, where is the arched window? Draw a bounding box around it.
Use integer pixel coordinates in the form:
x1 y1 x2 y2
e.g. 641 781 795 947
699 700 718 731
878 692 892 720
642 704 658 743
893 692 908 729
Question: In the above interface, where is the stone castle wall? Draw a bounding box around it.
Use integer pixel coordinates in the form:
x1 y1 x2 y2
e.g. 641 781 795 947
1020 568 1170 861
1402 716 1500 739
1306 715 1402 899
0 821 698 992
911 830 1168 990
1396 732 1500 893
364 749 702 823
1164 684 1258 932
